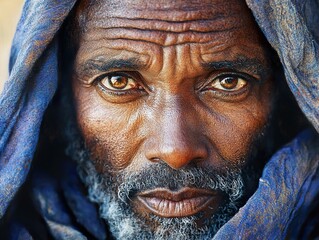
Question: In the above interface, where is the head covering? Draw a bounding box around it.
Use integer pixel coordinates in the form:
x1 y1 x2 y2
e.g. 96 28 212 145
0 0 318 239
213 1 319 238
0 0 76 217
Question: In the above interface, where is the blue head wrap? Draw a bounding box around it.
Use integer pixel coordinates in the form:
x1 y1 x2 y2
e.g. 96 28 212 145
0 0 318 238
0 0 76 217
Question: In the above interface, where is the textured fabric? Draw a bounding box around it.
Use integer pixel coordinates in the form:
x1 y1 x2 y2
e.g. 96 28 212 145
0 0 77 218
0 0 318 239
31 161 106 239
213 0 319 238
214 129 319 239
246 0 319 133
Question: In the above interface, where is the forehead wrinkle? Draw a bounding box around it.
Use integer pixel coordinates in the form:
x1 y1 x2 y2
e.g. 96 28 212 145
84 27 238 47
75 0 258 47
145 45 204 88
175 44 202 81
86 16 241 34
77 0 249 33
73 0 256 48
105 0 229 11
159 47 177 82
86 0 242 22
102 0 213 10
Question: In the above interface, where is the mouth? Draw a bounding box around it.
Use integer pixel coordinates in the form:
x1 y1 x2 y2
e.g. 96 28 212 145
137 187 222 218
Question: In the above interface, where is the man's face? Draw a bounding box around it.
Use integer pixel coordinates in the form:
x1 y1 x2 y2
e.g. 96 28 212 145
69 0 274 238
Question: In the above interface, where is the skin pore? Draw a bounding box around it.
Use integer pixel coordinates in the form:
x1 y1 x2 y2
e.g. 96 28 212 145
67 0 276 238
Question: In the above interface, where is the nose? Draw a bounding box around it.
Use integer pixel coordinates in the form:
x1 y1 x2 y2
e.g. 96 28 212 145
144 100 209 170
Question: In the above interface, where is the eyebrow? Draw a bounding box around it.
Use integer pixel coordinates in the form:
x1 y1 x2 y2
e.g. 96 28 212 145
202 56 271 78
78 58 145 77
78 56 271 82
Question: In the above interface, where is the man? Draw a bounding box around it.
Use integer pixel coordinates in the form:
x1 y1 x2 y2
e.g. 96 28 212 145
0 0 318 239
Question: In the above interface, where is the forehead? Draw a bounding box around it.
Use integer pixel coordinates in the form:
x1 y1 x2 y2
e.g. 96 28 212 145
72 0 270 80
80 0 248 20
75 0 262 43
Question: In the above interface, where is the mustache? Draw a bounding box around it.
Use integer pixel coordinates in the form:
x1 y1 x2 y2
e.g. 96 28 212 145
106 162 244 204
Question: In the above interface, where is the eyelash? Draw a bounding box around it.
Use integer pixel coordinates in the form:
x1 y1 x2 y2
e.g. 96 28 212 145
94 71 256 102
198 72 260 101
94 72 147 103
97 85 143 96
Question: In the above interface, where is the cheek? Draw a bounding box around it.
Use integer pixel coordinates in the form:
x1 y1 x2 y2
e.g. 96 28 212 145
203 84 273 165
73 82 143 172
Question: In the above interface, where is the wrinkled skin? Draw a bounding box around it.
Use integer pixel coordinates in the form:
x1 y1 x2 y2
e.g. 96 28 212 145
70 0 275 237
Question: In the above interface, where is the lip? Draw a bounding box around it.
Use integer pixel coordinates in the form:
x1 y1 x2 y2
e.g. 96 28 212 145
137 187 219 217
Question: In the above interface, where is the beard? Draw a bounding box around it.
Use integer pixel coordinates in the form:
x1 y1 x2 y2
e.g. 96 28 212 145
65 129 265 240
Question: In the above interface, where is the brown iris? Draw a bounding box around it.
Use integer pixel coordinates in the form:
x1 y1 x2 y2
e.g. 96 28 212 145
108 75 129 89
220 77 239 90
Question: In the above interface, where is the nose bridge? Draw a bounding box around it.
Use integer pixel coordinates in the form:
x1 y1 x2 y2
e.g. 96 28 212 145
145 95 208 169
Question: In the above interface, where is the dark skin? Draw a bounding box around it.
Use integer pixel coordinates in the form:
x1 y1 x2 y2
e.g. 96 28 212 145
71 0 274 222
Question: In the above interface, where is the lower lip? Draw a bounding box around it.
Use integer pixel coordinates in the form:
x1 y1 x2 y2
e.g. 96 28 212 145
137 195 214 217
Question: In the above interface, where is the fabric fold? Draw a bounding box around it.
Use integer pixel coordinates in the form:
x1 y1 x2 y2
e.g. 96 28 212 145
0 0 76 217
214 130 319 239
245 0 319 133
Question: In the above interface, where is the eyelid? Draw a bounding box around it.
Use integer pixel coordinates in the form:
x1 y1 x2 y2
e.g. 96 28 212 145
94 72 149 103
93 71 152 95
91 71 138 85
83 70 136 85
101 74 140 91
199 71 257 91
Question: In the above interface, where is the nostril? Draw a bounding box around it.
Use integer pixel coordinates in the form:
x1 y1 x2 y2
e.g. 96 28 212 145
193 157 205 163
149 157 161 163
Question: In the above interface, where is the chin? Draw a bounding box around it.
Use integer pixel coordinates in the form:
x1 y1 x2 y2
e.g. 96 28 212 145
77 159 240 240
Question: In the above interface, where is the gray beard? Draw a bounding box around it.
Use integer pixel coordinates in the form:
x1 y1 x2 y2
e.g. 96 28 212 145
66 138 252 240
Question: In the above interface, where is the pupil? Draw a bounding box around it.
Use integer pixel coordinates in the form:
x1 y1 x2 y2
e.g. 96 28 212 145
109 76 128 89
221 77 238 89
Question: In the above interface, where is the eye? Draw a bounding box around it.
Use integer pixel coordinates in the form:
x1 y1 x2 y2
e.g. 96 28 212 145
208 75 248 92
99 73 143 91
95 72 147 103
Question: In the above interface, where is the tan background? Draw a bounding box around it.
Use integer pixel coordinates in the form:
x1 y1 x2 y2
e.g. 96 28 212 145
0 0 24 93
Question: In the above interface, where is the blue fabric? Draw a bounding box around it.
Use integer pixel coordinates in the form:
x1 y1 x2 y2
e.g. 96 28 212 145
214 129 319 239
246 0 319 133
31 161 106 239
0 0 318 239
213 1 319 238
0 0 76 218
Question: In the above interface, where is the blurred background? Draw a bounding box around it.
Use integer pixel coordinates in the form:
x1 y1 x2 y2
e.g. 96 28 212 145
0 0 24 92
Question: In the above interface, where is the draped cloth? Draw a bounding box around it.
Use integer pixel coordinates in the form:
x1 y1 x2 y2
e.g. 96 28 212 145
0 0 318 239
